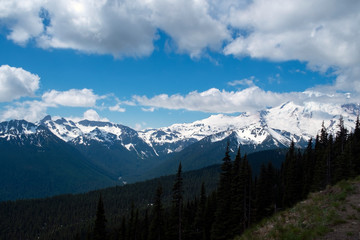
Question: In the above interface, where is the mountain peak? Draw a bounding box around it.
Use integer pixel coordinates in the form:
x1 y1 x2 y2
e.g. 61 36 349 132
3 101 360 159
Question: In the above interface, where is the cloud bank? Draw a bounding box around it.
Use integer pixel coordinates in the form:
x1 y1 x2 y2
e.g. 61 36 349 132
1 0 359 92
1 0 360 122
42 89 100 107
0 65 40 102
0 65 105 122
133 87 356 114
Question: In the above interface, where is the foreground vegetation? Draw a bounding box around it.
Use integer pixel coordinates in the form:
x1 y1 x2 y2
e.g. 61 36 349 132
236 176 360 240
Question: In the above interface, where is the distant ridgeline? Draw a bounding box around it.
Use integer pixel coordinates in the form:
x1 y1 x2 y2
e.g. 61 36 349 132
1 116 360 240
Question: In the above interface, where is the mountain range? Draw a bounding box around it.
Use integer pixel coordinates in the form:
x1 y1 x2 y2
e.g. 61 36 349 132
1 101 359 200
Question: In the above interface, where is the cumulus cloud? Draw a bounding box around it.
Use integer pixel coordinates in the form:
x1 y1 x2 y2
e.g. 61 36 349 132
225 0 360 93
148 0 231 57
42 89 100 107
134 87 287 113
1 100 47 122
1 0 359 81
0 65 40 102
0 0 231 57
141 107 155 112
83 109 109 121
133 122 147 131
228 76 256 87
1 88 105 122
0 0 44 44
109 104 126 112
134 87 357 114
1 0 360 99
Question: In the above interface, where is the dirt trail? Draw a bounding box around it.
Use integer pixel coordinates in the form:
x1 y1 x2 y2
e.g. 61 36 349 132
321 182 360 240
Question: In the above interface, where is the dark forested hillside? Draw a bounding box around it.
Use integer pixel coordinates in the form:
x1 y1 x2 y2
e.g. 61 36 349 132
0 124 116 201
0 164 221 240
0 148 285 240
134 136 288 182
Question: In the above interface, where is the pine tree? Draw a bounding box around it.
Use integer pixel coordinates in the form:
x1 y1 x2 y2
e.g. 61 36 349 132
119 216 127 240
170 162 183 240
128 202 136 240
193 182 207 240
211 142 233 240
283 140 297 207
334 116 349 182
204 191 217 240
352 115 360 174
255 162 277 221
302 138 314 197
240 154 253 230
93 194 108 240
149 185 165 240
230 147 243 236
312 123 328 191
140 210 149 240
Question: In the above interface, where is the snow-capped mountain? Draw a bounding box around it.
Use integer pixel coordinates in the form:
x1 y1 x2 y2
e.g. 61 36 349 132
28 101 359 158
0 119 58 146
2 101 359 159
40 116 157 159
139 101 359 153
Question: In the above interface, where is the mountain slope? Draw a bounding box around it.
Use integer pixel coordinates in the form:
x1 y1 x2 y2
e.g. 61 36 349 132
0 120 116 201
138 102 359 155
38 101 359 181
236 177 360 240
0 163 223 240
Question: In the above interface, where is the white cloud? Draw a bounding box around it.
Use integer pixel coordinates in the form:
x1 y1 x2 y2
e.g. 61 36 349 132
225 0 360 93
148 0 231 57
1 87 106 122
1 0 360 97
109 104 126 112
134 87 287 113
133 122 147 130
0 0 231 57
42 89 100 107
0 0 45 44
228 76 256 87
0 65 40 102
37 0 156 58
141 107 155 112
134 86 358 114
1 100 47 122
83 109 108 121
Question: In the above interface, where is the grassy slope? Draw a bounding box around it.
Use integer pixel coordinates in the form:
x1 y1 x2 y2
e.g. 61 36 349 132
236 176 360 240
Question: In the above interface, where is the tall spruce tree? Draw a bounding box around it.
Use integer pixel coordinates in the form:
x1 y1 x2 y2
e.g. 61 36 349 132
171 162 184 240
149 184 165 240
193 182 207 240
211 142 233 240
230 147 244 236
313 122 328 191
302 138 314 197
353 116 360 174
283 140 297 207
240 154 253 231
93 194 108 240
141 210 149 240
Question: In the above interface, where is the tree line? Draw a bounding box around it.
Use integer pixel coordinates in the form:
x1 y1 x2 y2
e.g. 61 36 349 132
89 116 360 240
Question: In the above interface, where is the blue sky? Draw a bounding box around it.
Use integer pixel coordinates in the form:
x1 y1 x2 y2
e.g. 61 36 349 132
0 0 359 129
